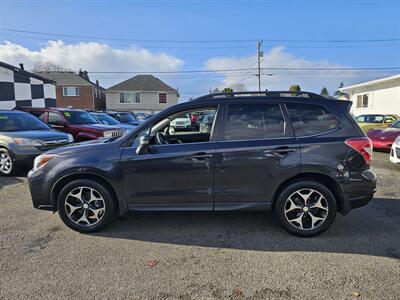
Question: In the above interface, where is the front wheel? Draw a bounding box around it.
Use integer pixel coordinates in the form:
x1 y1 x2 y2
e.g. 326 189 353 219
0 148 14 176
57 179 115 233
274 181 337 237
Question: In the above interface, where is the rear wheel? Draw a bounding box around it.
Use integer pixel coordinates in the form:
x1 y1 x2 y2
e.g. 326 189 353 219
57 179 115 233
0 148 14 176
274 180 337 237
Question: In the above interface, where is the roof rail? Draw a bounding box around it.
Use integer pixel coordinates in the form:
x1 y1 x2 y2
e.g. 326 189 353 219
194 91 326 101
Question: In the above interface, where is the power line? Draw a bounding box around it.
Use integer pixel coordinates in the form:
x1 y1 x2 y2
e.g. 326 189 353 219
1 28 400 44
85 67 400 74
3 32 400 49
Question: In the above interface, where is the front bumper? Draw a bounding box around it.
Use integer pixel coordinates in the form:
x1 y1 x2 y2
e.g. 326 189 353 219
390 144 400 164
10 146 42 167
27 161 58 211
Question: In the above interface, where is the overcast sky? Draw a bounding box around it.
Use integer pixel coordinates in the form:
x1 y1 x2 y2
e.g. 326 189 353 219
1 0 399 100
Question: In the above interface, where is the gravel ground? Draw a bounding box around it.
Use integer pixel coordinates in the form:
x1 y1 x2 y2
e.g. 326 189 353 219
0 151 399 299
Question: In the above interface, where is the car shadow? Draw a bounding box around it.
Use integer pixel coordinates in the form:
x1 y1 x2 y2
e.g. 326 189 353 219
0 166 30 190
93 197 400 259
0 176 24 190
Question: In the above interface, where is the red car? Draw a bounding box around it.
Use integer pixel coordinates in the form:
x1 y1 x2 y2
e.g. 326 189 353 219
16 107 124 142
367 121 400 151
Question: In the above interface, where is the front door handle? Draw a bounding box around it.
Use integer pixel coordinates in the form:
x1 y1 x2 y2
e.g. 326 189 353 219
191 153 214 161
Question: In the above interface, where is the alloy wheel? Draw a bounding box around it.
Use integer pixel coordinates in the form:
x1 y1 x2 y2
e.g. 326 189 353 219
0 152 12 175
284 189 329 230
64 186 106 227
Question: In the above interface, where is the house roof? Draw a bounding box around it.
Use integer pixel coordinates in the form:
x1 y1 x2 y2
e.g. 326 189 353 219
0 61 56 84
36 71 94 86
106 75 177 92
340 74 400 92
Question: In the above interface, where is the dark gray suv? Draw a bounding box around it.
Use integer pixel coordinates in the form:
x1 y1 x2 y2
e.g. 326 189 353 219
27 91 377 237
0 110 73 175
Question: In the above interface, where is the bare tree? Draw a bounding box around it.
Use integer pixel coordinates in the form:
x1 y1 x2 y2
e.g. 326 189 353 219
32 61 67 72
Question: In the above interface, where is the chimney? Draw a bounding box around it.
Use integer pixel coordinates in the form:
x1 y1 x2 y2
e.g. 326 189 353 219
96 80 99 86
19 63 24 70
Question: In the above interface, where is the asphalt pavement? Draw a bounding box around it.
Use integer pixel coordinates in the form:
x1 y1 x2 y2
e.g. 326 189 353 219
0 151 399 299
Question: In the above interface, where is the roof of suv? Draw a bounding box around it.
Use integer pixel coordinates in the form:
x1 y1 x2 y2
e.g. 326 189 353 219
193 91 327 102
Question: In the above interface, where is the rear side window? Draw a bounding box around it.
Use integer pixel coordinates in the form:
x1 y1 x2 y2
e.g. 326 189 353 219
223 103 286 141
286 103 340 137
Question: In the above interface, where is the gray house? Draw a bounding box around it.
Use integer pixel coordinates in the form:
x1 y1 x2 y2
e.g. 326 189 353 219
105 75 178 114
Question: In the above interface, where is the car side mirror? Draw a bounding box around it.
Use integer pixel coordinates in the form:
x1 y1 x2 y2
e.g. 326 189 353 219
136 134 150 155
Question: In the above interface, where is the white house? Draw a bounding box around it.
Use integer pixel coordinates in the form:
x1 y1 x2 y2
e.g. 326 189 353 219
339 74 400 116
105 75 178 114
0 61 56 110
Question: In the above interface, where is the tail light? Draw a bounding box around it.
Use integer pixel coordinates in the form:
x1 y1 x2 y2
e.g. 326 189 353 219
345 137 373 164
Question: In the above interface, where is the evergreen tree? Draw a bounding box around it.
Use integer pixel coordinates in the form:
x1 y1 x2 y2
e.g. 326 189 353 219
320 86 329 96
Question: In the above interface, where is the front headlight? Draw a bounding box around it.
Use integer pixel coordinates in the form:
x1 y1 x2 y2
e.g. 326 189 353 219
67 134 74 143
395 136 400 145
14 138 42 147
33 154 57 171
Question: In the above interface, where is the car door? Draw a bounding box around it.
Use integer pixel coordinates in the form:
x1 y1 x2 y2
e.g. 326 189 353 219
213 101 300 210
47 111 68 131
119 105 221 210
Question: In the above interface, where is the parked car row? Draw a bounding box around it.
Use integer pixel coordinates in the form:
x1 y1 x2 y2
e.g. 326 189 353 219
0 107 150 175
355 114 400 165
0 110 73 175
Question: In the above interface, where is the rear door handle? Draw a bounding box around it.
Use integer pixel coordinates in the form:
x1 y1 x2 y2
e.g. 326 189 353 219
264 147 297 154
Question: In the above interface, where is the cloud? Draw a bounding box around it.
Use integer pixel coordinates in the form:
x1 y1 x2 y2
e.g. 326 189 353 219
204 47 387 94
0 40 184 87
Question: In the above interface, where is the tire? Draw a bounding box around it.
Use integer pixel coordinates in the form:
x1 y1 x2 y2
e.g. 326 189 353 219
0 148 15 176
274 180 337 237
57 179 115 233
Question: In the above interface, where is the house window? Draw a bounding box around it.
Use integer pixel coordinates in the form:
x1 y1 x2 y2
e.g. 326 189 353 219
356 94 369 108
119 92 140 104
63 86 80 97
159 93 167 104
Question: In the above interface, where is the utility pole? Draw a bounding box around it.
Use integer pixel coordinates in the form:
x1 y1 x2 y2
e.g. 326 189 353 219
256 40 264 92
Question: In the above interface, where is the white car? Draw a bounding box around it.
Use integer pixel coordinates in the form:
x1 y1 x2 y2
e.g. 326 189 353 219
170 117 191 130
390 136 400 164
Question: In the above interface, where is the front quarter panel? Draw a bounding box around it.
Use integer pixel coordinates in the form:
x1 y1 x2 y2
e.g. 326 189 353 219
28 143 127 214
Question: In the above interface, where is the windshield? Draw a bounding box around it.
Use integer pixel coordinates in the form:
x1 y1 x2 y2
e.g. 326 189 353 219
92 113 121 125
356 114 384 123
62 110 98 125
0 112 50 132
116 113 135 123
391 121 400 128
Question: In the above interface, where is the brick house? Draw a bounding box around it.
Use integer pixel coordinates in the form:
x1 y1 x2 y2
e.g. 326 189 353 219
105 75 178 114
36 71 106 110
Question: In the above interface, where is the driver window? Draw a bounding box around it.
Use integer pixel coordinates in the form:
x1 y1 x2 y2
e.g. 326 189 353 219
150 108 217 145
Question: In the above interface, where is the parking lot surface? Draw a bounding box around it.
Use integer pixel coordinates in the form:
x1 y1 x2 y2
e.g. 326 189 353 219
0 152 399 299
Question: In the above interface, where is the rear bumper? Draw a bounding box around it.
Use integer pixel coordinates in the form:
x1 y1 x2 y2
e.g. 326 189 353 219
340 169 377 214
